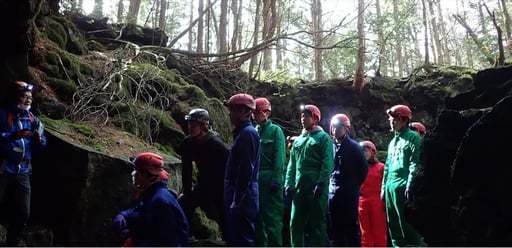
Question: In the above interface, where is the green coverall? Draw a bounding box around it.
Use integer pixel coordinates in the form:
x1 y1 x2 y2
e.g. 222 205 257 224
285 127 334 247
255 119 286 246
382 128 423 247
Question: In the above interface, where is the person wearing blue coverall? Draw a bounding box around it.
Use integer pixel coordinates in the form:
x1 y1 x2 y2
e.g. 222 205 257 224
327 113 368 246
0 81 47 246
112 152 190 247
223 93 261 246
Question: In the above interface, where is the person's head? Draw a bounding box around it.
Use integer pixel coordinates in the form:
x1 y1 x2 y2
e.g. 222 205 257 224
15 81 34 111
185 108 210 137
386 104 412 132
359 140 377 161
410 122 427 138
330 113 351 141
129 152 165 188
300 104 321 130
253 97 271 124
224 93 255 126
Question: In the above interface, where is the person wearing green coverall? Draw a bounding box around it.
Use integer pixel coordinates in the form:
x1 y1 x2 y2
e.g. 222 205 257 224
253 97 286 247
285 104 334 247
381 104 423 247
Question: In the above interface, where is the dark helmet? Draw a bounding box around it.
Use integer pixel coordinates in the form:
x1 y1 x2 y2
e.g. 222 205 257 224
130 152 164 176
224 93 256 110
300 104 321 121
185 108 210 124
386 104 412 120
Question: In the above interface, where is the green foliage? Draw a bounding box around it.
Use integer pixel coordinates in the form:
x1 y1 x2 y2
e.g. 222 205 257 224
47 77 77 102
257 69 302 85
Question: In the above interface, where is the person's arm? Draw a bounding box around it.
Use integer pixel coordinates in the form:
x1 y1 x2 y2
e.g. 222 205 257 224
317 132 334 185
406 133 422 189
285 139 297 189
272 125 286 186
179 141 193 194
355 143 369 187
232 128 259 206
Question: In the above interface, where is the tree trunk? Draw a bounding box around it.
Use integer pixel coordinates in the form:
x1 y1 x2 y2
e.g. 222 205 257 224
197 0 204 53
249 0 262 77
453 14 495 65
188 0 194 51
312 0 323 81
427 0 442 64
499 0 511 39
128 0 142 24
230 0 240 53
262 0 277 71
92 0 103 18
218 0 228 58
158 0 167 31
375 0 387 77
116 0 124 23
422 0 431 67
392 0 403 78
435 0 450 64
483 4 505 66
353 0 365 92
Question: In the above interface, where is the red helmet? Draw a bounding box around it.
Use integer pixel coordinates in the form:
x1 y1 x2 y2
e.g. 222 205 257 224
329 113 351 136
301 104 321 121
410 122 427 136
131 152 164 175
386 104 412 120
359 140 376 153
255 97 271 112
224 93 256 110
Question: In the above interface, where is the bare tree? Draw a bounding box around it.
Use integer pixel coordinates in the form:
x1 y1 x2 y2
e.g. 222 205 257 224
392 0 404 78
311 0 323 81
128 0 142 24
262 0 277 71
353 0 365 91
218 0 228 58
116 0 124 23
249 0 262 77
158 0 167 31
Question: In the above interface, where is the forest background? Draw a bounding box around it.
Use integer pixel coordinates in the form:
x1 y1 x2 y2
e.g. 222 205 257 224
64 0 511 89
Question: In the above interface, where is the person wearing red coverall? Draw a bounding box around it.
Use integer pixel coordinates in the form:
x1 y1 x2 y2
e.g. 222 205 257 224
358 140 387 247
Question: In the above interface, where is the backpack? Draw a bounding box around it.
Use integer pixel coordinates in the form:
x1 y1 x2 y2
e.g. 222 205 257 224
3 111 35 131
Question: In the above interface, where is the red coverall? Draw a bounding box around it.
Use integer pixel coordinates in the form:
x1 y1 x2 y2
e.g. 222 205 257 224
358 161 387 247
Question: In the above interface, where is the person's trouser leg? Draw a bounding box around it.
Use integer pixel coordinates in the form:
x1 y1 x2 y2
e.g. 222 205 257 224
5 174 31 246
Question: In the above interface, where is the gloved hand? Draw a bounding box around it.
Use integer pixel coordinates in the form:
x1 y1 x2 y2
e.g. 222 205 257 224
229 202 242 217
112 214 127 232
269 182 280 194
404 188 411 200
284 186 293 197
9 129 32 140
313 183 324 198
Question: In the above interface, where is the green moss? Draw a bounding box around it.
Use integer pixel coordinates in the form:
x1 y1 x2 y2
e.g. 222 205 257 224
47 77 77 102
44 17 68 48
39 63 61 78
87 40 105 52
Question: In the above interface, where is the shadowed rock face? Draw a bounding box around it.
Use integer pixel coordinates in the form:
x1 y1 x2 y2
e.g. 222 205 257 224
406 65 512 246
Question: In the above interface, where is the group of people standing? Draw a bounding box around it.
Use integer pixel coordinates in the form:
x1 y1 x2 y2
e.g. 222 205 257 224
110 91 427 247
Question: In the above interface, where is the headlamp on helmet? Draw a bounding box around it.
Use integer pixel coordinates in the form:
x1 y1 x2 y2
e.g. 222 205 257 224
300 104 321 121
16 81 34 92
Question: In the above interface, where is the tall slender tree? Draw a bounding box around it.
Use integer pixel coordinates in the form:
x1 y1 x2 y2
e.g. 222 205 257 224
311 0 323 81
354 0 365 91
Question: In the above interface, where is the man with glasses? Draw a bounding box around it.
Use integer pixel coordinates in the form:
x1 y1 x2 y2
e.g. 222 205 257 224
0 81 47 246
